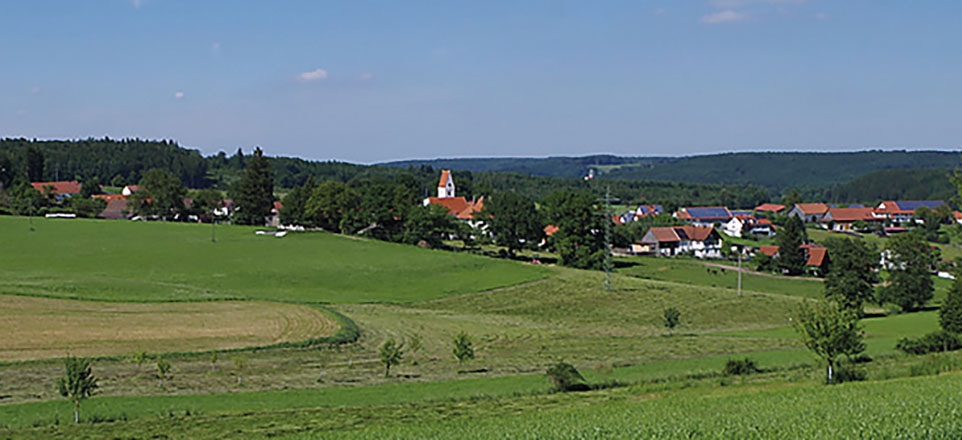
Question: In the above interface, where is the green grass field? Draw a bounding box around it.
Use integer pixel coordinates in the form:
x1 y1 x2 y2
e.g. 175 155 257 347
0 216 549 303
0 216 955 438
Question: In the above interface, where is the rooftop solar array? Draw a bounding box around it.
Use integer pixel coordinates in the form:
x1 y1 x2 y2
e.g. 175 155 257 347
895 200 944 211
685 207 731 219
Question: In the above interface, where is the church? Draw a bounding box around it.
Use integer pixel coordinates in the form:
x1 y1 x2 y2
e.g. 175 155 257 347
422 170 484 221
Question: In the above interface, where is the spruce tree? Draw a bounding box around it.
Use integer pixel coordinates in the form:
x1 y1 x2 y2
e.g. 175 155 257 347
231 147 274 225
777 216 808 275
940 279 962 333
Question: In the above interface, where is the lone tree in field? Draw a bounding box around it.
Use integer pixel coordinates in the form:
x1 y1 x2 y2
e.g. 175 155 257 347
233 356 247 386
57 356 98 424
878 231 936 312
379 338 404 377
452 331 475 364
824 238 879 314
156 359 172 388
940 278 962 334
777 216 808 275
663 307 681 334
546 361 586 392
231 147 275 225
793 301 864 384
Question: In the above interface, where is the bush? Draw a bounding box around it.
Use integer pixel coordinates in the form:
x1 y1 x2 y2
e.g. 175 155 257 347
546 361 587 392
896 331 962 355
722 358 760 376
833 363 867 384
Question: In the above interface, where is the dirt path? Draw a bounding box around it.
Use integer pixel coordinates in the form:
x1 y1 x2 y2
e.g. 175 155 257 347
700 262 823 282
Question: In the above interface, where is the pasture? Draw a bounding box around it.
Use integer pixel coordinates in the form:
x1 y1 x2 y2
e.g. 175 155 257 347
0 216 549 303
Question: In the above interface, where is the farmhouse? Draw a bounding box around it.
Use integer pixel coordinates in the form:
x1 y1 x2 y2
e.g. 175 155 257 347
724 215 775 237
674 207 732 227
635 225 722 258
423 170 484 221
875 200 945 224
29 181 81 200
758 243 829 276
754 203 786 215
823 207 882 231
787 203 829 223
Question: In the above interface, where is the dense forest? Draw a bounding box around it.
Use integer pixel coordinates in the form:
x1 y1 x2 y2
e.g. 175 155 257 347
383 150 962 192
2 138 958 207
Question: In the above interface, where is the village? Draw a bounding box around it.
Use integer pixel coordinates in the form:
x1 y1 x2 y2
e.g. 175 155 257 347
22 170 960 281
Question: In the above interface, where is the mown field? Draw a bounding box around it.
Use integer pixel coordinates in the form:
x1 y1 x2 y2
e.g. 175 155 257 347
0 295 337 361
0 216 549 303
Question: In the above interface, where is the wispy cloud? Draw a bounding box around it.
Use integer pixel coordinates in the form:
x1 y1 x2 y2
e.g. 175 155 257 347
211 42 221 52
815 12 828 20
30 87 40 94
359 72 374 81
131 0 144 8
174 91 184 99
700 10 748 23
298 68 328 81
654 8 666 15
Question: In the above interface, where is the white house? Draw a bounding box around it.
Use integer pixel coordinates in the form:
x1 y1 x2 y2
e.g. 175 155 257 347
635 225 722 258
723 216 775 238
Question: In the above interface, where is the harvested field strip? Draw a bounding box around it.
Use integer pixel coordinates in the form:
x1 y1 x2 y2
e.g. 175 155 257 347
0 294 339 361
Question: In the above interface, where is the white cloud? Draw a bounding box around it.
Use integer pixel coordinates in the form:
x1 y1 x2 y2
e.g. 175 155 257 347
359 72 374 81
174 91 185 99
298 68 328 81
700 9 749 23
211 42 221 51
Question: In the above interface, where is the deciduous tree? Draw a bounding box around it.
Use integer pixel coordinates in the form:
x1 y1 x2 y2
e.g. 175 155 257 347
452 331 475 364
379 338 404 377
824 238 879 314
57 357 98 424
482 192 543 254
879 231 935 312
793 301 864 384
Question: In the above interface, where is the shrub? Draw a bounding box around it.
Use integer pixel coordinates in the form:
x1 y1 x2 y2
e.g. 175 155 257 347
833 363 867 384
663 307 680 333
896 331 962 355
546 361 587 392
723 358 760 376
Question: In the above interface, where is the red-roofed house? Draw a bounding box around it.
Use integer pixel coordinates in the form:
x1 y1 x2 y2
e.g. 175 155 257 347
875 200 946 224
754 203 786 214
823 207 882 231
756 244 829 276
30 181 82 199
723 215 775 238
635 225 722 258
787 203 830 223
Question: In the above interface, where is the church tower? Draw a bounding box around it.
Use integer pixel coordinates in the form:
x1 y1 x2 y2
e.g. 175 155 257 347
437 170 455 198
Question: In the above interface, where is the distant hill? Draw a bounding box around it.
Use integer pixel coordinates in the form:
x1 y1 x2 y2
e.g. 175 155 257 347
381 150 961 191
826 168 957 203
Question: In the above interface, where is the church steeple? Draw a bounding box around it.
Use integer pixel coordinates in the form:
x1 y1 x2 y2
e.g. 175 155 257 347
437 170 455 198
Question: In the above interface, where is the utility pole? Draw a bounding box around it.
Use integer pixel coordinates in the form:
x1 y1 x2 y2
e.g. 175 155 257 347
737 248 743 297
604 184 612 292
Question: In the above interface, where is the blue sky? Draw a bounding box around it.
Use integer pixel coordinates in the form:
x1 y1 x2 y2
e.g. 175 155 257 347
1 0 960 163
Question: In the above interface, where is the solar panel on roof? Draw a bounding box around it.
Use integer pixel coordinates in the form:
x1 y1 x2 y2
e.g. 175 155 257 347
674 228 689 240
685 207 731 219
896 201 944 211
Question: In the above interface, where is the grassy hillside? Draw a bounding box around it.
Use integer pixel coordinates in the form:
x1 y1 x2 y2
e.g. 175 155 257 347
0 217 548 303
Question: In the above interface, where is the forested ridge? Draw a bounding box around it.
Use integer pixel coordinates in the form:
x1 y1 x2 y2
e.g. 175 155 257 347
2 138 958 205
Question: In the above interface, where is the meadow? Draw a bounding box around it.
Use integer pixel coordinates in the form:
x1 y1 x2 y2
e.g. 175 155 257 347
0 216 549 303
0 216 953 438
